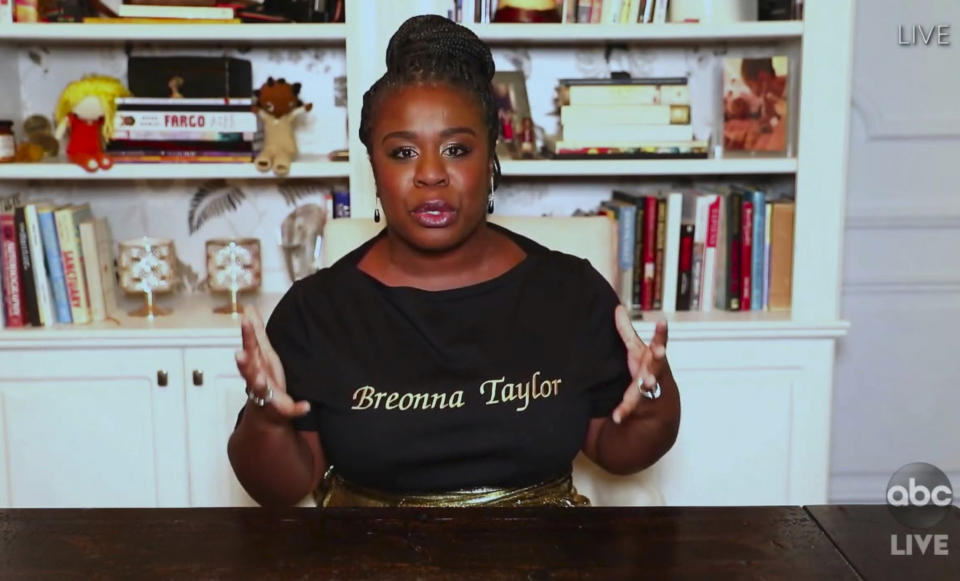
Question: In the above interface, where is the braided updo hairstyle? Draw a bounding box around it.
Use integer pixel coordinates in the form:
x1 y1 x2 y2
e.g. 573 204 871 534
359 14 503 189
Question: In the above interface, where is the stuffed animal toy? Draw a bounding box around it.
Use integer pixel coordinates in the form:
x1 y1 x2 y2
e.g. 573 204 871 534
53 75 131 172
252 77 312 177
14 114 59 162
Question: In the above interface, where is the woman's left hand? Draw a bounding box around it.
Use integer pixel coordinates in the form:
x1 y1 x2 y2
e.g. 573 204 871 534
610 304 669 424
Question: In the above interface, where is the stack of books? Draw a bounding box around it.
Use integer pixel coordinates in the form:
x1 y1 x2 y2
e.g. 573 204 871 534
551 77 708 158
109 97 261 163
1 199 119 329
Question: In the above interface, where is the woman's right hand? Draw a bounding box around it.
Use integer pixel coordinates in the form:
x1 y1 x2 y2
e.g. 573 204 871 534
236 305 311 422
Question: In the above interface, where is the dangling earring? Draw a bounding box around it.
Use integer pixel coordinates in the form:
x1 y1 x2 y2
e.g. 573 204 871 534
374 197 381 223
487 174 495 214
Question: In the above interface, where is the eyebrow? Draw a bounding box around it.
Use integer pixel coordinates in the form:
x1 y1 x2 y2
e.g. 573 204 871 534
381 126 478 143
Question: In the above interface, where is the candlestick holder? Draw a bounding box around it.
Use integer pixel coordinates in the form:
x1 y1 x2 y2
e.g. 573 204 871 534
117 237 177 318
206 238 261 315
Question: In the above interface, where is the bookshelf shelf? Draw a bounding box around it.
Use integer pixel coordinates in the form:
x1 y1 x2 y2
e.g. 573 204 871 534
467 21 803 44
500 157 798 177
0 23 348 43
0 157 350 180
0 289 848 347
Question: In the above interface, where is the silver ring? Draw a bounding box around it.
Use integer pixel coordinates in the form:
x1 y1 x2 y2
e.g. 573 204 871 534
637 378 662 400
246 386 274 407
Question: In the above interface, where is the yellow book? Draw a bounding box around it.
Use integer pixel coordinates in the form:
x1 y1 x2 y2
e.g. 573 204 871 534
82 17 242 24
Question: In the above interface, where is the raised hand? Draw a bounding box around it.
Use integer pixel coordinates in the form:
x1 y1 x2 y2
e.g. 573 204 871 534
235 305 311 421
610 304 669 424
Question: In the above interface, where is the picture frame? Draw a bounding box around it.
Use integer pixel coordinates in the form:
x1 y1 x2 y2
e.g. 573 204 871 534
720 56 790 156
491 70 531 159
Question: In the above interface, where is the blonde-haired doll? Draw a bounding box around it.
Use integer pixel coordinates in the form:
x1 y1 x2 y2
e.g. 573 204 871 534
54 75 131 172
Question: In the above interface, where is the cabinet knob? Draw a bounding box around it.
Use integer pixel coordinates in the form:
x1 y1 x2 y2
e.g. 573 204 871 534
157 370 168 387
193 369 204 386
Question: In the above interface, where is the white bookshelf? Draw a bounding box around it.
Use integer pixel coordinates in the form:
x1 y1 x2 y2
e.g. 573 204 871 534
468 21 803 43
0 0 857 509
0 23 348 43
0 157 350 180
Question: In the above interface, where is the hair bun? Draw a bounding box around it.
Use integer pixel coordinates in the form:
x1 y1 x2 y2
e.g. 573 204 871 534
385 14 495 83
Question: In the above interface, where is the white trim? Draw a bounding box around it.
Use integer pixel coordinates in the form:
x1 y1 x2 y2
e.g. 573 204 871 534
843 277 960 295
853 91 960 140
468 21 803 43
831 471 960 504
0 23 347 43
500 158 797 177
0 158 349 180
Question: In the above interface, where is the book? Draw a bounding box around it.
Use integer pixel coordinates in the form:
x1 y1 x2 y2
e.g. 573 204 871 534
723 56 789 152
725 191 742 311
117 4 236 20
93 218 120 321
740 199 753 310
82 16 242 23
660 191 683 313
0 209 24 327
748 190 766 311
111 130 258 142
116 96 253 108
37 204 71 324
601 199 635 308
54 204 92 325
560 104 691 126
561 123 695 143
699 194 721 312
568 83 690 106
558 77 688 86
652 197 667 311
78 220 105 322
24 203 54 326
114 111 259 133
111 154 253 163
106 140 256 153
641 195 657 311
14 206 39 326
768 202 795 311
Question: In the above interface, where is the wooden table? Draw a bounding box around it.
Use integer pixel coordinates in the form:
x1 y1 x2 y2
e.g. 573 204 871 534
0 505 948 580
807 504 960 580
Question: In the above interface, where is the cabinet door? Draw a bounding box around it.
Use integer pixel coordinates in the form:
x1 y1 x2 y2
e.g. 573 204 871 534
0 348 189 508
654 339 834 506
184 346 258 507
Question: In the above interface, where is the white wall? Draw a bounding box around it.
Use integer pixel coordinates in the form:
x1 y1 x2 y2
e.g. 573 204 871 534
831 0 960 502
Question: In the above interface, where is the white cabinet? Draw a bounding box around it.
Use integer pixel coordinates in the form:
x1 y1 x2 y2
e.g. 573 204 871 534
0 323 844 508
0 347 189 508
183 346 257 507
655 338 837 506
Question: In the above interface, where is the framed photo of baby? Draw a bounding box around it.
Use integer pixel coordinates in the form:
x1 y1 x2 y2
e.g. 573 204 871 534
722 56 789 153
491 71 531 158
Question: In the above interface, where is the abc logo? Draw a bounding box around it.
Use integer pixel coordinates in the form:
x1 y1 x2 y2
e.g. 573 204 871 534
886 463 955 529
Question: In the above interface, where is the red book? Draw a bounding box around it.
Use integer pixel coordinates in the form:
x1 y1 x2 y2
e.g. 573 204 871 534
0 211 25 327
641 196 658 311
676 223 695 311
740 200 754 311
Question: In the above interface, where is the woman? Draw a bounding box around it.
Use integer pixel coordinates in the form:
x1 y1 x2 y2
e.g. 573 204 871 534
228 14 680 507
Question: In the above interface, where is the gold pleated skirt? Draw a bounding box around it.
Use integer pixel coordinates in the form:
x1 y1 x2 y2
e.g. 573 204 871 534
314 469 590 508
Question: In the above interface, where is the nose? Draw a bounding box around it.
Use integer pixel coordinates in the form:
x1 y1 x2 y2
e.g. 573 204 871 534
413 150 449 188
